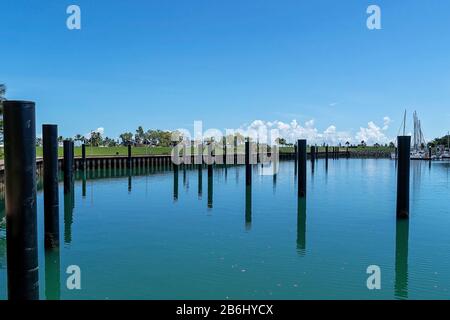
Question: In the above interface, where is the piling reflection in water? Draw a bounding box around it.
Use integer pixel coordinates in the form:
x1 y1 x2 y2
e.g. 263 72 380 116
297 197 307 256
207 168 213 209
45 248 60 300
128 169 132 193
173 166 179 201
64 186 74 245
395 219 409 300
412 161 424 204
198 165 203 199
245 186 252 230
82 169 87 198
272 160 278 193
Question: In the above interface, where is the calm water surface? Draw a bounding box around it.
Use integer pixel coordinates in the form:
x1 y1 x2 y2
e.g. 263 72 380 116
0 159 449 299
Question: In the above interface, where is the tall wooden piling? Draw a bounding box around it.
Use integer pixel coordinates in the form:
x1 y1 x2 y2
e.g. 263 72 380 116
81 143 86 169
245 139 252 186
3 100 39 300
63 140 73 194
127 144 132 168
396 136 411 219
43 124 59 249
71 141 75 169
297 140 307 198
223 138 227 166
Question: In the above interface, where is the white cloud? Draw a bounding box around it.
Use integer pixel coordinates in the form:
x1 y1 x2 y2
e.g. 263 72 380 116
356 121 390 145
242 119 353 145
242 118 393 146
382 116 391 130
84 127 105 138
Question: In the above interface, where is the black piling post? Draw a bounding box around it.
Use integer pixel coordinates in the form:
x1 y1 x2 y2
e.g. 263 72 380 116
127 144 132 168
63 140 73 194
43 124 59 249
297 139 307 198
310 145 315 162
71 141 75 169
245 139 252 186
81 143 86 169
396 136 411 219
429 147 432 161
223 138 227 166
3 100 39 300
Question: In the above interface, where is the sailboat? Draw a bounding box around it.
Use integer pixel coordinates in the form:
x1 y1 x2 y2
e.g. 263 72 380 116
442 131 450 159
391 110 430 160
410 111 429 160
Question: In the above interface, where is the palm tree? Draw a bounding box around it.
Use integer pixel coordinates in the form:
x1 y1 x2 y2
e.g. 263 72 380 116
74 134 85 145
119 132 133 146
135 126 145 145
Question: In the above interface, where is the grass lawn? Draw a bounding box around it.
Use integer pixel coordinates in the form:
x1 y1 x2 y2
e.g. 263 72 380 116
34 146 173 158
0 145 394 160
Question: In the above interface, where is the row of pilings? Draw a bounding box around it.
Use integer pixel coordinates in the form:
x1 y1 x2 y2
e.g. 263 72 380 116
2 100 411 300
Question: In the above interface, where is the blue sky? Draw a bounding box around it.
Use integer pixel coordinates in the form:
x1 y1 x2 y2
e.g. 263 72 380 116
1 0 450 143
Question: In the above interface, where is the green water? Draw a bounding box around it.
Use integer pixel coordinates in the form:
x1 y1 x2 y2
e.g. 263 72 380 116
0 159 449 300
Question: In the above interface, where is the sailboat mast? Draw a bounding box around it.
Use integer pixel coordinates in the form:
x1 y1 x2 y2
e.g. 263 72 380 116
403 110 406 136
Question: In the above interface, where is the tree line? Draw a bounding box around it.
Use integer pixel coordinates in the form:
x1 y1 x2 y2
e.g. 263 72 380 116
429 134 450 147
35 126 178 147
